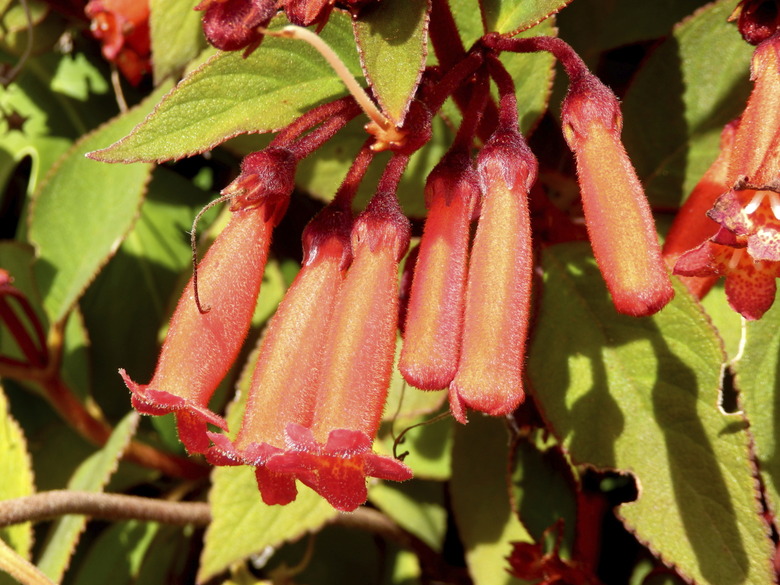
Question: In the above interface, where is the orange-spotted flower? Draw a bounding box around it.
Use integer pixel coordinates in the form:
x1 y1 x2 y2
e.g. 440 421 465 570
675 226 780 320
671 33 780 318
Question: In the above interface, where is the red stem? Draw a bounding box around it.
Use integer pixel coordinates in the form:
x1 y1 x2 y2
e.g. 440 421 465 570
484 34 590 82
429 0 497 141
332 139 375 209
486 54 519 130
0 297 46 368
272 96 359 147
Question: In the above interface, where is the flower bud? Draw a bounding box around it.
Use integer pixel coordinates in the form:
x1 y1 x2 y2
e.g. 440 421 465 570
400 150 478 390
728 34 780 188
449 129 536 423
562 74 673 316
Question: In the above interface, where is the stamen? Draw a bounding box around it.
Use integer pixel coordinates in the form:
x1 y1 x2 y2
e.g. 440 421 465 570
769 192 780 220
743 191 765 214
728 248 744 271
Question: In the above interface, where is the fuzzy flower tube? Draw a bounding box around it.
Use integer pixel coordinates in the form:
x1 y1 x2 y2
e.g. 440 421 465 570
561 73 674 316
267 160 414 512
206 203 353 505
120 148 296 453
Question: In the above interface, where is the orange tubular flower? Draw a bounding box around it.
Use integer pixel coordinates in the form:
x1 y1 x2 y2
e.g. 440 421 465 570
267 194 413 512
399 150 479 390
728 34 780 187
663 120 739 299
86 0 151 85
448 128 536 423
206 205 353 505
121 148 296 454
562 74 674 317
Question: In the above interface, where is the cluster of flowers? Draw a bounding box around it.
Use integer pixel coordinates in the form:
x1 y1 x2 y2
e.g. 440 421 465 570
84 0 151 85
664 0 780 320
119 6 676 511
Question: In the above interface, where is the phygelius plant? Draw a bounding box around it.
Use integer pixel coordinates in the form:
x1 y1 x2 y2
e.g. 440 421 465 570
111 4 676 512
4 1 780 584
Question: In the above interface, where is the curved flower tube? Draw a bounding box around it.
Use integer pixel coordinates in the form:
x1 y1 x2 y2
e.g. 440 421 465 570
121 148 296 454
120 205 274 453
663 120 739 299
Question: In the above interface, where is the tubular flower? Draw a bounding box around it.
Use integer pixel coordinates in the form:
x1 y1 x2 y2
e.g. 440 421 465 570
562 74 674 316
448 128 536 423
120 148 296 454
728 33 780 186
266 196 413 512
85 0 151 85
669 32 780 319
663 120 739 299
399 150 479 390
206 204 353 506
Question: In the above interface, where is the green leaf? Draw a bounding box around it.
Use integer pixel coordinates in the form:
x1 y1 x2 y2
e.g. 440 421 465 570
149 0 207 83
353 0 430 125
0 385 34 565
734 300 780 539
510 433 577 558
369 480 447 551
199 466 338 583
449 0 484 48
622 0 753 209
450 415 531 585
0 49 111 200
36 412 139 582
698 283 743 362
480 0 572 36
71 521 159 585
90 12 363 164
557 0 711 64
28 83 171 325
527 243 774 585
